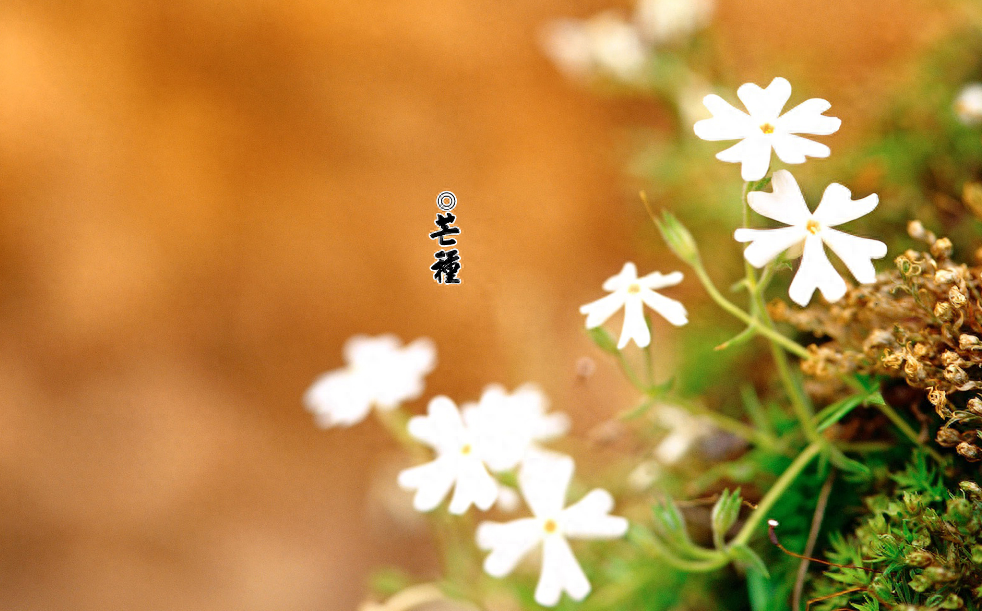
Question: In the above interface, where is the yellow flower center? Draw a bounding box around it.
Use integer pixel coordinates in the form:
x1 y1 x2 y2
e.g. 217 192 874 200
460 444 472 455
543 519 558 534
760 123 775 134
626 283 641 294
806 219 821 235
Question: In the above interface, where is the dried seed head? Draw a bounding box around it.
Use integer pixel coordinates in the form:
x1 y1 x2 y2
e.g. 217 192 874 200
959 480 982 498
935 269 957 284
937 427 963 447
895 255 916 277
927 387 947 406
913 343 929 357
931 237 954 260
934 301 953 321
959 334 981 350
882 351 904 369
956 441 982 461
941 351 961 366
968 397 982 416
904 356 926 380
949 286 967 307
944 364 969 385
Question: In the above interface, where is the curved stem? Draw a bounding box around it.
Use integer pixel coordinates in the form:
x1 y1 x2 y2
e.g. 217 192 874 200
874 401 945 464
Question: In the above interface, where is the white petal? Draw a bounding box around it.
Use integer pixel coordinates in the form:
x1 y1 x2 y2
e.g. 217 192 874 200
530 412 571 442
397 459 457 512
402 337 437 375
776 98 840 135
788 234 846 306
561 489 629 539
734 226 808 268
737 77 791 121
812 184 879 227
637 270 683 290
821 228 887 284
343 334 399 366
448 456 499 514
746 170 811 225
535 536 591 606
618 294 650 348
476 519 543 576
408 396 466 453
721 137 771 182
579 291 626 329
693 95 754 141
770 133 831 164
602 262 639 291
303 369 373 428
519 453 575 518
639 289 687 326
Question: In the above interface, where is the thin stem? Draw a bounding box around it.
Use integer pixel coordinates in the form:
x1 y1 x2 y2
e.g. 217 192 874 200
671 396 785 454
793 471 836 611
874 401 945 464
731 440 824 548
690 263 809 359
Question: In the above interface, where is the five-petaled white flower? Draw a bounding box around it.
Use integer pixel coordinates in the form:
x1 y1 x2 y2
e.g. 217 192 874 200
694 77 841 181
580 262 687 349
398 396 501 514
304 335 436 428
734 170 888 306
476 454 629 607
462 384 571 472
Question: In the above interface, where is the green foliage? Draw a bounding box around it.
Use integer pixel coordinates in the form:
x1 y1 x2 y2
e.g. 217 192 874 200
810 453 982 610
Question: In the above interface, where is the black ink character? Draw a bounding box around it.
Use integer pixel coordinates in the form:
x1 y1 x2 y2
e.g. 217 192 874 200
431 249 461 284
429 212 461 246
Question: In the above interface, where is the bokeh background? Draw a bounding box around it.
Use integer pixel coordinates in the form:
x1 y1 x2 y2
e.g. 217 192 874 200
0 0 957 609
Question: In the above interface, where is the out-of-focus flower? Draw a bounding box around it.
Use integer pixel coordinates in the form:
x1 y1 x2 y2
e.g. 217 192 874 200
358 584 480 611
463 384 570 471
580 262 687 349
635 0 713 45
304 335 436 428
541 12 647 83
734 170 887 306
476 454 629 607
955 83 982 126
694 77 841 181
397 396 500 514
652 404 713 464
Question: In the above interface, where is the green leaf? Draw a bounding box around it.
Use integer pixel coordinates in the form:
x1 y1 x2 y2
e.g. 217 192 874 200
587 326 619 355
815 394 866 432
728 543 770 578
827 445 872 477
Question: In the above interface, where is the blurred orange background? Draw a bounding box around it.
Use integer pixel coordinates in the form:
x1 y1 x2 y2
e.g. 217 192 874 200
0 0 955 609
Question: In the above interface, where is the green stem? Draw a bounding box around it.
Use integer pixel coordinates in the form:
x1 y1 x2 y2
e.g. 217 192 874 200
690 263 809 359
874 401 946 464
731 439 824 548
671 396 785 454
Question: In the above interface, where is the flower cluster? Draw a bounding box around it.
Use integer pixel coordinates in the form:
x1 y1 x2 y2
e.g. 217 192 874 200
306 336 627 606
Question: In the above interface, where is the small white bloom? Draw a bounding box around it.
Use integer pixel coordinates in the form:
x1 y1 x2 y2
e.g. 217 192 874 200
304 335 436 428
733 170 888 306
635 0 713 45
541 12 647 83
955 83 982 126
652 405 713 464
397 396 500 514
693 77 841 181
579 262 687 349
463 384 571 471
476 454 629 607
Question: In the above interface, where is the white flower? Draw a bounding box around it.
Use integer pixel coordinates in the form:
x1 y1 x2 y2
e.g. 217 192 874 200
476 454 629 607
397 396 501 514
541 12 647 83
635 0 713 45
955 83 982 126
463 384 570 471
733 170 887 306
304 335 436 428
693 77 841 181
579 262 687 349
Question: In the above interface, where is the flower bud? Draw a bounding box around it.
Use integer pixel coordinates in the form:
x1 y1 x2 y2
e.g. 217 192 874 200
904 550 933 567
923 565 957 583
942 351 961 366
907 220 930 240
957 442 982 462
908 573 931 592
959 480 982 498
935 269 957 284
946 497 972 523
940 594 964 610
655 211 699 265
931 237 953 260
969 397 982 416
972 544 982 564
